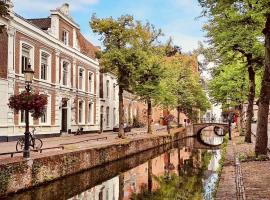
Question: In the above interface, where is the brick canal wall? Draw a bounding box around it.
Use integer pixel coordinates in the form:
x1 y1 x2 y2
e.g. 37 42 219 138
0 128 185 196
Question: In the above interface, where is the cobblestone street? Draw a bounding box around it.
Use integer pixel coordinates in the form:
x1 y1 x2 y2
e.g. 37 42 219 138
216 130 270 200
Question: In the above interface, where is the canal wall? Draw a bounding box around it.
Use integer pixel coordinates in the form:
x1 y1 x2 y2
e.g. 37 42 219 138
0 128 185 197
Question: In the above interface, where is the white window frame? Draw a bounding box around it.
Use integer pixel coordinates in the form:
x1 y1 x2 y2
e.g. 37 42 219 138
39 50 51 82
78 100 85 124
40 94 51 125
61 60 71 87
19 41 35 75
106 80 110 98
62 30 69 45
88 102 94 125
78 67 85 91
88 71 94 93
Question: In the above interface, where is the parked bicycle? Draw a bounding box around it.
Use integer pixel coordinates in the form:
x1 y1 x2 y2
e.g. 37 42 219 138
16 127 43 151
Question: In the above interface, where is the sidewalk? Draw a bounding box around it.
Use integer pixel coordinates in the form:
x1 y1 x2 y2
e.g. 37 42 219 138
0 126 167 161
216 130 270 200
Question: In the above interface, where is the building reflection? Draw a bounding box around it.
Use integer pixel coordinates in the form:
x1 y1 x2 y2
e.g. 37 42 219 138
68 136 219 200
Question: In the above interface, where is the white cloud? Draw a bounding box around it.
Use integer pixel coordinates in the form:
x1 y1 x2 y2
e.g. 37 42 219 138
13 0 99 15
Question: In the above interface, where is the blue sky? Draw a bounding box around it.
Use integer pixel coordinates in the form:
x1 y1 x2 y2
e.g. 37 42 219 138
13 0 206 52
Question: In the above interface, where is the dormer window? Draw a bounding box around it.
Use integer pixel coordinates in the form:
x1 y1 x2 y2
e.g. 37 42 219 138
62 30 69 45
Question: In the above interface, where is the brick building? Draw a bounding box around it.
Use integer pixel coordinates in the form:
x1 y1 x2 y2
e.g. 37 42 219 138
0 2 104 141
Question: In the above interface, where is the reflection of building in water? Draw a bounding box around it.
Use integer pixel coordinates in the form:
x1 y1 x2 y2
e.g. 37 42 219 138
68 176 119 200
123 162 148 200
152 154 165 190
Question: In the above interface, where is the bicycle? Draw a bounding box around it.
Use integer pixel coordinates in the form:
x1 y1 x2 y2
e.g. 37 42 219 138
16 127 43 151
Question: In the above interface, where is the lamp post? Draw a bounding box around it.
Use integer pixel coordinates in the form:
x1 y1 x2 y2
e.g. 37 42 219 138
23 63 34 158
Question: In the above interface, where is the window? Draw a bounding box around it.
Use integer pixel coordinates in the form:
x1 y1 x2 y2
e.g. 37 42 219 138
106 80 109 98
78 101 84 123
79 68 84 90
41 52 49 81
62 61 69 86
20 110 25 123
88 72 93 93
21 44 31 73
62 30 69 45
88 103 93 124
41 108 47 123
106 107 109 126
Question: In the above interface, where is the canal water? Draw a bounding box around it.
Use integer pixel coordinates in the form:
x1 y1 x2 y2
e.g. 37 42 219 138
4 127 224 200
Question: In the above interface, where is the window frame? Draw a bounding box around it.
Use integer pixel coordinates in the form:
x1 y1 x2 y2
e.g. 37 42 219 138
40 50 51 82
61 60 71 87
20 41 35 75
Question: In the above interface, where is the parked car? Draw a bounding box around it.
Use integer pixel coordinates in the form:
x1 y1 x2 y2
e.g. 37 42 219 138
113 123 132 132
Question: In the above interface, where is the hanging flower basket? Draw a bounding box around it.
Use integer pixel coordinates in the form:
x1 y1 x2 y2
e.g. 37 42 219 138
8 91 48 119
163 114 175 123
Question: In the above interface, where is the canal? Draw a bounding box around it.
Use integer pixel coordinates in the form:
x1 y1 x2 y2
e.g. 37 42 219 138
3 127 224 200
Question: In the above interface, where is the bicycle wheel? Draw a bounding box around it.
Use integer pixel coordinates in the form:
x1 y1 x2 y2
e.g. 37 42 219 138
16 138 25 152
34 138 43 150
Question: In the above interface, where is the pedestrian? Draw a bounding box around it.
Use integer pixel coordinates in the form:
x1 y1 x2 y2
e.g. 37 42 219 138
228 113 233 140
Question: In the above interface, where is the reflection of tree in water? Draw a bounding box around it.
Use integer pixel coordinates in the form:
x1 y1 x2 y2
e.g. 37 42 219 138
131 150 212 200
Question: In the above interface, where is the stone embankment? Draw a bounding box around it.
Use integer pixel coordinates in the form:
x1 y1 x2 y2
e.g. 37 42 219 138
0 128 186 197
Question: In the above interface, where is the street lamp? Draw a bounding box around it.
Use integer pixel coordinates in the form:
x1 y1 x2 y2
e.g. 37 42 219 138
23 63 34 158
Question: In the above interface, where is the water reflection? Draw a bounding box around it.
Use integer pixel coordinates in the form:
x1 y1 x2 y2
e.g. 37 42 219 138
5 136 222 200
200 126 224 146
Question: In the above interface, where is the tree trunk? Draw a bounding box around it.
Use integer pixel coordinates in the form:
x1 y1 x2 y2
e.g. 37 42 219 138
177 106 180 127
147 99 153 134
245 65 255 143
239 104 245 136
255 15 270 156
118 86 125 138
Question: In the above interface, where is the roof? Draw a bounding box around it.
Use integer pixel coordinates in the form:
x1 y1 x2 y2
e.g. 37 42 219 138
77 31 99 59
27 18 51 30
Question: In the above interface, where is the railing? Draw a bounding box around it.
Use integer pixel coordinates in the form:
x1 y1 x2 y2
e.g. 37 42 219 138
59 136 107 146
0 146 65 158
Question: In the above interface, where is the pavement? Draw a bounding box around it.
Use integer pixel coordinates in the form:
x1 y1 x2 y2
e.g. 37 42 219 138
0 126 167 161
216 129 270 200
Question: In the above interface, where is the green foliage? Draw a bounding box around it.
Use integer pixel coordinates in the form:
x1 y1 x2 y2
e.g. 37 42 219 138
159 55 210 121
90 15 138 90
0 1 8 17
208 62 248 108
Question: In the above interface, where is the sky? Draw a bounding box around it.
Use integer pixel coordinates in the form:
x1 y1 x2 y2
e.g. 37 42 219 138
13 0 206 52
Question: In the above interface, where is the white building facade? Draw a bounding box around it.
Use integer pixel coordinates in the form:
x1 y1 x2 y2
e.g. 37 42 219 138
0 2 104 141
99 72 119 131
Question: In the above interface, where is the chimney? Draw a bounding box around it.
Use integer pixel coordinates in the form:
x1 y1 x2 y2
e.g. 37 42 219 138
60 3 69 16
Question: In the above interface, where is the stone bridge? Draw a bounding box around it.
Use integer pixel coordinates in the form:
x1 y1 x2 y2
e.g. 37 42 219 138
193 123 229 136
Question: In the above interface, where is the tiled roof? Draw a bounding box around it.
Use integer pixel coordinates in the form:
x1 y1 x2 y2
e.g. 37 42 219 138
27 18 51 30
77 31 99 59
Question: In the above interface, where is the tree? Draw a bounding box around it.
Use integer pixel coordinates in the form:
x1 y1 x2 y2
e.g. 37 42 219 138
132 23 164 134
162 54 210 124
208 62 249 132
90 15 138 138
198 0 264 143
199 0 270 155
